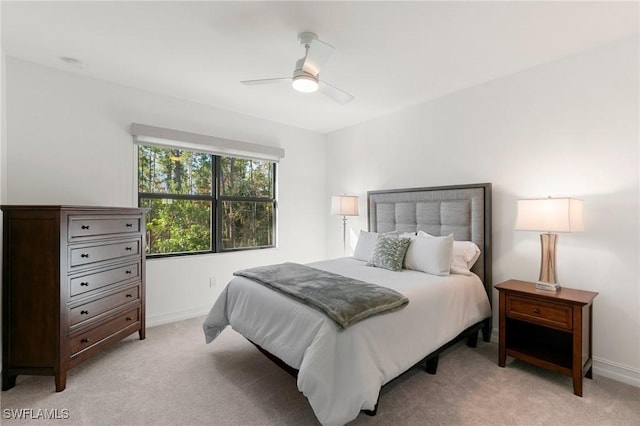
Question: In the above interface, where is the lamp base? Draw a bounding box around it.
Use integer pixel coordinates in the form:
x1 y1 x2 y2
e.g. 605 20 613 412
536 281 561 292
538 233 558 284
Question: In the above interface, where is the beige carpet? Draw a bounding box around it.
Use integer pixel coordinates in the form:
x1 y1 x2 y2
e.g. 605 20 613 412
1 316 638 425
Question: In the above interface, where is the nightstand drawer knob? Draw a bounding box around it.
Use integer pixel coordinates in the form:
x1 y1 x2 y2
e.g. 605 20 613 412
80 282 89 287
81 338 89 344
533 308 540 314
80 310 89 315
81 225 90 230
80 253 89 258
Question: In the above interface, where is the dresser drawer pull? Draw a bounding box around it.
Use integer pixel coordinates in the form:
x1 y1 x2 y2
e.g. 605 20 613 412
81 225 90 230
80 310 89 315
126 223 133 227
80 282 90 287
80 253 90 258
125 247 133 251
533 308 540 314
125 270 132 274
81 338 90 344
126 317 133 321
126 293 133 298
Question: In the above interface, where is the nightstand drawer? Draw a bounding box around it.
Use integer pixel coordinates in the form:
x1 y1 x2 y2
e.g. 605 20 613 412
506 295 572 330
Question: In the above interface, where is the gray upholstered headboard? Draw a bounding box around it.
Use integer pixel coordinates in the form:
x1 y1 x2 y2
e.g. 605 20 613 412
368 183 492 304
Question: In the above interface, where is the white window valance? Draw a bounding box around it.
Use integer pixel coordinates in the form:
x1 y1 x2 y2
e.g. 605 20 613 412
130 123 285 162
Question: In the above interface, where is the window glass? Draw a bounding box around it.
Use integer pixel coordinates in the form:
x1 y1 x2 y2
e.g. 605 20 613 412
140 198 212 255
222 201 274 249
138 145 212 195
220 157 274 198
138 145 276 256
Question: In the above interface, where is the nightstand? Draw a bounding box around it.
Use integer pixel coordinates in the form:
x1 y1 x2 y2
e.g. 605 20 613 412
495 279 598 396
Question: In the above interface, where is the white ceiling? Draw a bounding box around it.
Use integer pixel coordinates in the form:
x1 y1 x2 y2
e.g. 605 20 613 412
2 1 638 134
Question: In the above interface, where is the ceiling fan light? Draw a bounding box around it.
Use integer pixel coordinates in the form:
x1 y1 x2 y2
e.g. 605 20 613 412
292 75 318 93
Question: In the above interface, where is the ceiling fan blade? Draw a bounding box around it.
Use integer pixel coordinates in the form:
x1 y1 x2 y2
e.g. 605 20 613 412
302 37 334 76
241 77 291 85
318 80 354 105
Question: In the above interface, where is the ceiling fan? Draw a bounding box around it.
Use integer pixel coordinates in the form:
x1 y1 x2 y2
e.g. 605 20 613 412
241 32 354 105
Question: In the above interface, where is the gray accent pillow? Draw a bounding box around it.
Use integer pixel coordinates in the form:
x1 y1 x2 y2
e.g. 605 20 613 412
367 235 411 271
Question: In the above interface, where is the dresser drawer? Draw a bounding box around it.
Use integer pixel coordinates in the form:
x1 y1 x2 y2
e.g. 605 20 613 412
69 238 141 268
69 285 140 327
69 262 140 297
69 215 141 240
506 295 572 330
70 307 140 355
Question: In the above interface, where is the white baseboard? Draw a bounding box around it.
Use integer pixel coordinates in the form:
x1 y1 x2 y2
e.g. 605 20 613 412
146 306 209 328
489 327 639 389
592 357 640 388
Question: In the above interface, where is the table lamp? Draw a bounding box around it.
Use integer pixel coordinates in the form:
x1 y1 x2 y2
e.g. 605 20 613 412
515 197 584 291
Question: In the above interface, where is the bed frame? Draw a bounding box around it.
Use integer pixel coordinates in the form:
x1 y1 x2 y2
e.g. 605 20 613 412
367 183 492 304
251 182 492 416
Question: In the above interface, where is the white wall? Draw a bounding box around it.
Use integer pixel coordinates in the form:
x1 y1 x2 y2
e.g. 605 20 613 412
4 57 327 325
326 36 639 386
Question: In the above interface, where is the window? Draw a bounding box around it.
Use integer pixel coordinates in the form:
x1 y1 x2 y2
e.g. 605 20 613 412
137 145 276 257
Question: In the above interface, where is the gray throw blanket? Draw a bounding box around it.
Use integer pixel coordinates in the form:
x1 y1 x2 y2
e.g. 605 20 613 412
233 262 409 329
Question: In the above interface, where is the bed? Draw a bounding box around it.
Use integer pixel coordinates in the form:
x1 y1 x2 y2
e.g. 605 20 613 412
203 183 492 425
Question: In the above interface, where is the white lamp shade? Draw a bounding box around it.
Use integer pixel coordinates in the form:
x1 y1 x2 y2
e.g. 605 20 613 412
331 195 359 216
515 198 584 233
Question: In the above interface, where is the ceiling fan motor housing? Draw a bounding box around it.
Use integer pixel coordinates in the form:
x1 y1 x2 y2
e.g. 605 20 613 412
292 58 319 92
293 58 318 79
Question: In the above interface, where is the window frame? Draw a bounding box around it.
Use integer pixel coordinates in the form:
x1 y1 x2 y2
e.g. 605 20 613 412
137 146 277 258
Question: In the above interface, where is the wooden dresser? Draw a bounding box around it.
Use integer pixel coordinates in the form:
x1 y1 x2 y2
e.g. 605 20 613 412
1 206 148 391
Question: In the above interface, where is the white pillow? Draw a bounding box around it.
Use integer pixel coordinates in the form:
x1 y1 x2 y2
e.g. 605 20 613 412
451 240 481 275
353 231 379 261
417 231 481 276
404 233 453 276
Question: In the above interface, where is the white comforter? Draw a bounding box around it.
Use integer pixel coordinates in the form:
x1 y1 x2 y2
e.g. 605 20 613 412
203 257 491 425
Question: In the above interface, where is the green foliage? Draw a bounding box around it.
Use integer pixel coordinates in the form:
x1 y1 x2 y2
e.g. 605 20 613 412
220 157 275 250
138 145 275 255
222 201 273 249
138 146 212 195
221 157 273 198
141 198 211 254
